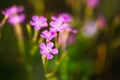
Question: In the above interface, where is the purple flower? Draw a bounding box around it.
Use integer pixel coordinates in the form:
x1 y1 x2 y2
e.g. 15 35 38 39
40 42 58 59
97 15 106 28
2 5 24 17
30 15 48 30
82 20 98 37
87 0 99 8
68 32 77 44
52 13 73 23
8 14 25 25
40 29 57 41
50 18 70 32
59 13 73 22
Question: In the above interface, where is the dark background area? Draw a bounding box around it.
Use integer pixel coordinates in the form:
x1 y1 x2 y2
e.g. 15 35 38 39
0 0 120 80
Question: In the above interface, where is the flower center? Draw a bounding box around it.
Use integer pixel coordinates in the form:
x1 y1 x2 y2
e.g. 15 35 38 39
36 20 41 26
47 47 52 52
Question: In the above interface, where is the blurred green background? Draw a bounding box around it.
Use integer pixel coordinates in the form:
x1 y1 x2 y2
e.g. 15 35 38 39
0 0 120 80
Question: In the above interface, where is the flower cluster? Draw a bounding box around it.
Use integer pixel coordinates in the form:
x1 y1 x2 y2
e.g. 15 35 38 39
2 5 25 25
30 13 73 59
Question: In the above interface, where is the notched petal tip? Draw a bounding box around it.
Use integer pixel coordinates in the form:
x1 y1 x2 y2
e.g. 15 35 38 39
39 42 46 49
46 53 54 59
51 48 58 55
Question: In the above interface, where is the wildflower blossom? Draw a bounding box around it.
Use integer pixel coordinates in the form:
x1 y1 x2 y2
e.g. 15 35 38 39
82 20 98 37
52 13 73 22
50 13 73 32
40 42 58 59
8 14 25 25
59 13 73 22
50 18 70 32
97 15 106 28
40 29 57 41
30 15 48 30
68 32 77 44
87 0 99 8
2 5 24 17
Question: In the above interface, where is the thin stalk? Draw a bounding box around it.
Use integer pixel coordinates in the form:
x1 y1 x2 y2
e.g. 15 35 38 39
85 5 94 20
14 24 33 80
0 15 8 28
33 30 39 43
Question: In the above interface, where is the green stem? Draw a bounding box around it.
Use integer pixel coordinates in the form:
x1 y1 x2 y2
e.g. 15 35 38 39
0 15 8 28
14 24 33 80
85 5 94 20
33 30 39 44
60 52 68 80
45 51 68 79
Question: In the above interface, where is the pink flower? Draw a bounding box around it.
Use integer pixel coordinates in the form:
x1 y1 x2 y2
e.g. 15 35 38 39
40 29 57 41
8 14 25 25
52 13 73 22
40 42 58 59
82 20 98 37
2 5 24 17
97 14 106 28
50 13 73 32
30 15 48 30
59 13 73 22
87 0 99 8
50 18 70 32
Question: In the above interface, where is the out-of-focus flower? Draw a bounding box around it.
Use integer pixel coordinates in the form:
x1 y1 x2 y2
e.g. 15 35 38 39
58 30 69 51
52 13 73 23
68 29 78 44
97 15 106 28
8 14 25 25
58 28 77 50
81 20 98 37
68 33 76 44
40 29 57 41
50 13 73 32
30 15 48 30
66 27 78 33
50 18 70 32
2 5 24 17
40 42 58 59
87 0 99 8
59 13 73 22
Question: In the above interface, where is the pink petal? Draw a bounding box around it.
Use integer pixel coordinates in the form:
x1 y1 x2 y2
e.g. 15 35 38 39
40 49 46 55
51 48 58 55
42 30 49 35
49 21 55 27
29 21 35 25
19 14 25 23
34 26 41 30
46 53 54 59
32 15 39 21
46 42 54 48
39 42 46 49
50 31 57 37
40 30 48 38
51 16 57 20
41 22 48 27
18 6 24 12
39 16 47 21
